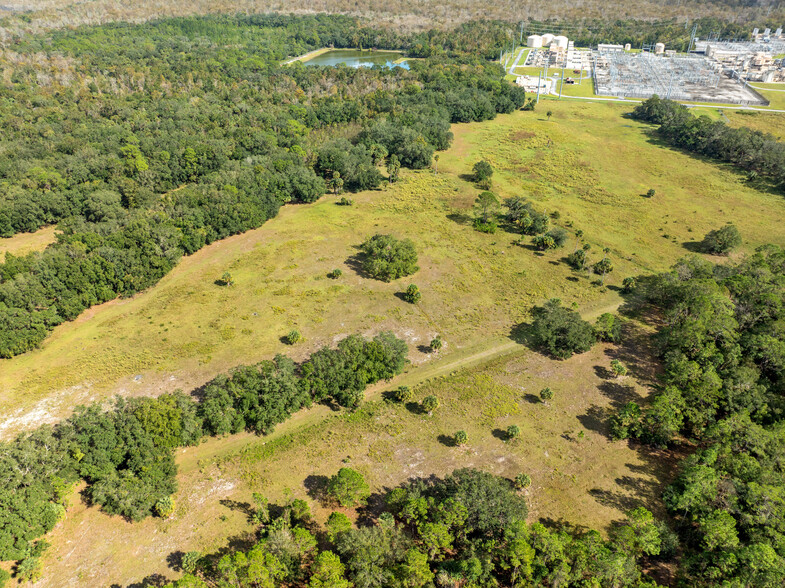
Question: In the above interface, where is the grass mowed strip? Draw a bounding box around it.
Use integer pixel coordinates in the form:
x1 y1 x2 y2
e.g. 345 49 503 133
38 336 677 587
3 102 785 433
0 225 57 262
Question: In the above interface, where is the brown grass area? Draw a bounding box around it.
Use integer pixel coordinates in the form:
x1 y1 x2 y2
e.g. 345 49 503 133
0 225 57 261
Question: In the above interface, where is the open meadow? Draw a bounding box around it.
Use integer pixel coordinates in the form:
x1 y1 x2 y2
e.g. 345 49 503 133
3 101 785 437
1 97 784 585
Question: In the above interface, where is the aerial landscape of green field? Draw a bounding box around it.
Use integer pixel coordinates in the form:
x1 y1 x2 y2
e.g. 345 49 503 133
1 2 785 587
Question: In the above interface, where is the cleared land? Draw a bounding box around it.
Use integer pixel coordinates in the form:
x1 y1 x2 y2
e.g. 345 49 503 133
38 336 681 587
0 225 57 262
2 87 784 587
3 101 785 438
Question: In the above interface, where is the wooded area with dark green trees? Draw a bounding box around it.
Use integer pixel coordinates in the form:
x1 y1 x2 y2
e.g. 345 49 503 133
0 331 408 577
161 468 667 588
612 246 785 586
0 14 526 359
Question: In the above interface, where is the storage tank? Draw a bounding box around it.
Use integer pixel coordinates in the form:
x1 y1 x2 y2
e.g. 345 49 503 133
654 42 665 54
541 34 555 46
624 43 631 51
552 35 568 49
526 34 543 48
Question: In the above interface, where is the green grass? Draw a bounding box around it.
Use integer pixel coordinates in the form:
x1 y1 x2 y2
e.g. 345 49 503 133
39 337 679 586
0 225 57 262
3 102 785 435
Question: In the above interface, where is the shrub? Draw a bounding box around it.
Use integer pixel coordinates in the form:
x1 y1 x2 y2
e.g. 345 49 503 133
421 395 440 414
472 219 497 233
540 387 553 402
284 329 302 345
546 227 568 247
566 249 587 270
181 551 201 574
611 359 628 377
703 224 742 255
217 271 234 286
454 430 468 446
360 234 419 281
154 496 175 518
327 268 343 279
506 425 521 440
0 570 9 588
403 284 421 303
532 234 556 250
514 473 532 489
393 386 413 403
429 336 443 352
594 313 623 343
337 196 354 206
646 189 656 198
327 468 370 507
530 298 596 359
622 276 637 292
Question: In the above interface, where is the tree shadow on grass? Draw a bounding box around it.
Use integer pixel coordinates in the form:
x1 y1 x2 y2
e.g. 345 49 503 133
491 428 510 441
593 365 614 380
304 474 330 503
344 253 375 280
523 393 541 404
509 322 533 346
682 240 705 253
437 434 457 447
125 574 170 588
446 212 472 226
577 404 607 436
219 499 255 518
166 551 184 572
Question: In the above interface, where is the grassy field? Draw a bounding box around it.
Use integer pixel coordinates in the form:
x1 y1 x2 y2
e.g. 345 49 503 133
3 101 785 438
0 225 57 262
3 90 785 588
38 334 683 587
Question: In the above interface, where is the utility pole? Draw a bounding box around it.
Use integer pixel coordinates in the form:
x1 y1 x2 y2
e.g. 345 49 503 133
537 72 542 104
559 64 565 98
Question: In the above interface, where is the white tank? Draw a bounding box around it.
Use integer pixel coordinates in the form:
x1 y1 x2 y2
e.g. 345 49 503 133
654 42 665 54
552 36 568 49
541 34 555 46
526 34 543 48
624 43 631 51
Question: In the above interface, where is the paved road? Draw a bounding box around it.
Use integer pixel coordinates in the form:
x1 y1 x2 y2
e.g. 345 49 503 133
507 48 527 75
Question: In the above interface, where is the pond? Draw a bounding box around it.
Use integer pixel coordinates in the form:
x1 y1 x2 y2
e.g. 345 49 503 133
303 49 409 69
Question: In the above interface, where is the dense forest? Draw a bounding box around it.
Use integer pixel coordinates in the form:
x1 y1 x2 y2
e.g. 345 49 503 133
0 14 527 358
612 246 785 586
160 469 668 588
0 331 408 581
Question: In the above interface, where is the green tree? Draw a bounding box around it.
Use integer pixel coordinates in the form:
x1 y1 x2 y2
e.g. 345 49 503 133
327 468 371 507
328 171 344 195
403 284 421 303
310 550 351 588
393 386 413 403
327 268 343 279
593 255 614 286
326 512 353 541
594 313 623 343
421 395 439 414
429 336 443 352
622 276 637 292
398 548 434 587
530 298 596 359
540 387 553 402
387 154 401 184
474 191 499 224
360 234 419 281
699 510 739 551
454 430 468 446
284 329 302 345
181 551 201 574
507 425 521 440
218 272 234 286
703 224 742 255
473 160 493 183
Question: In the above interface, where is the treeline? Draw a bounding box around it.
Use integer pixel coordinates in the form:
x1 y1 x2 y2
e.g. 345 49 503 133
612 246 785 585
631 96 785 186
0 14 527 358
526 17 754 51
0 332 408 577
163 469 667 588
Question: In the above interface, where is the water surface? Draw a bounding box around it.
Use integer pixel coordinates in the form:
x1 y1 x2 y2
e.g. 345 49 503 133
304 49 409 69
